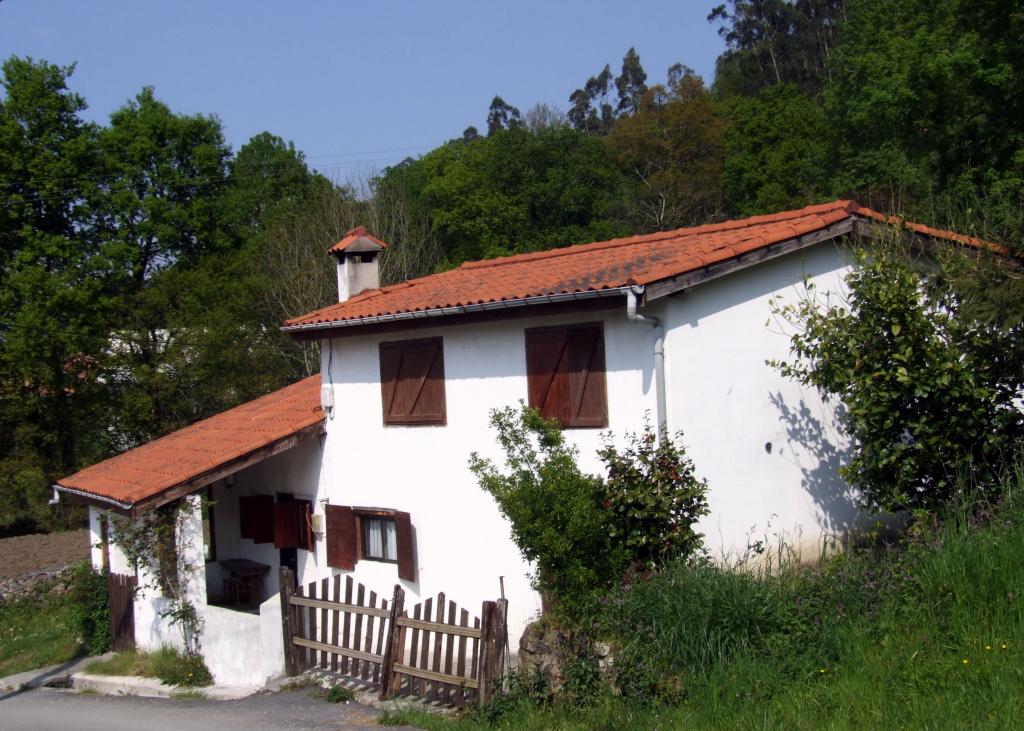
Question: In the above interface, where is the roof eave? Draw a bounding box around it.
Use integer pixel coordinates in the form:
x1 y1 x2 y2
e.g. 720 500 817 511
57 417 326 518
281 286 634 336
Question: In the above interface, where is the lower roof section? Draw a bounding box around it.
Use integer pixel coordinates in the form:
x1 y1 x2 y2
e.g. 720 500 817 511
56 375 324 516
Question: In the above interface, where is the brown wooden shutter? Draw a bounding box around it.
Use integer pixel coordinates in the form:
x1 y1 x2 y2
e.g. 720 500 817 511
379 337 446 425
526 324 607 428
525 328 569 422
325 505 357 570
394 510 415 582
273 500 310 549
239 495 274 543
566 325 608 428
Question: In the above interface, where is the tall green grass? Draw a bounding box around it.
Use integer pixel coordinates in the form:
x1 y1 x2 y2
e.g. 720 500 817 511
383 469 1024 730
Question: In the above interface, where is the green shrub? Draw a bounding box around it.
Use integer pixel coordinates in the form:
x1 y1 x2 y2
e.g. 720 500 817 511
470 405 708 620
599 423 708 569
66 561 110 655
772 245 1024 512
155 648 212 687
318 683 355 703
469 405 624 619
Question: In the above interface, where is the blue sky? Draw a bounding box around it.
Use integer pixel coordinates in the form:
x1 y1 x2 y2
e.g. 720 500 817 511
0 1 725 180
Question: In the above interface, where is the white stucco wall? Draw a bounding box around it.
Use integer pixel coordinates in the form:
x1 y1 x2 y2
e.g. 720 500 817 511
664 243 858 561
320 309 662 642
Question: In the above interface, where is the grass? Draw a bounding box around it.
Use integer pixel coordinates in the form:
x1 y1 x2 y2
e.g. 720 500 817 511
87 647 213 687
316 683 356 703
0 597 80 677
382 478 1024 730
0 590 86 677
0 561 110 678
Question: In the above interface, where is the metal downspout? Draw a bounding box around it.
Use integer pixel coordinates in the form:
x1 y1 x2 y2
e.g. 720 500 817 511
626 286 667 438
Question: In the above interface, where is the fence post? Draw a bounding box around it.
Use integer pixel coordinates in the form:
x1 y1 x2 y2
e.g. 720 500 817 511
477 600 498 707
495 597 508 687
380 584 405 700
279 566 298 676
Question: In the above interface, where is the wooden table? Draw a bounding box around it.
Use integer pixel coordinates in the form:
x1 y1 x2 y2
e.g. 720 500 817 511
219 558 271 609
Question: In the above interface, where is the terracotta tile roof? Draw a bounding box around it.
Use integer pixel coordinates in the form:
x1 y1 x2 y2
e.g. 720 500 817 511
57 376 324 509
328 226 388 254
286 200 994 331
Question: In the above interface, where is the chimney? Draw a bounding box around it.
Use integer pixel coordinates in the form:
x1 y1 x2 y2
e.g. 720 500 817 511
328 226 388 302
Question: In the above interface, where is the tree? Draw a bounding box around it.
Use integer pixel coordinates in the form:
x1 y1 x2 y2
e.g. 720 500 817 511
615 47 648 116
486 95 522 135
772 245 1024 512
568 64 616 135
824 0 1024 226
609 68 726 230
721 84 834 215
378 126 629 265
709 0 845 97
0 57 110 530
524 103 568 132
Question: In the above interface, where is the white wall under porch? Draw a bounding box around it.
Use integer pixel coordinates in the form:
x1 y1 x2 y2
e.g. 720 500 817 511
89 495 289 688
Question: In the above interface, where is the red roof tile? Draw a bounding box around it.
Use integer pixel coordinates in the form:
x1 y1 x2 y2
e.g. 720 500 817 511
328 226 389 255
57 376 324 509
288 200 993 331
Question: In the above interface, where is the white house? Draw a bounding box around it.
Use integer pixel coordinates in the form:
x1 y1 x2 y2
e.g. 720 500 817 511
55 200 986 688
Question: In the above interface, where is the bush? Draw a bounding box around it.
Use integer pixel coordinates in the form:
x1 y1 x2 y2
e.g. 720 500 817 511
772 245 1024 512
67 561 110 655
470 404 708 620
599 423 708 569
470 405 617 618
152 646 213 687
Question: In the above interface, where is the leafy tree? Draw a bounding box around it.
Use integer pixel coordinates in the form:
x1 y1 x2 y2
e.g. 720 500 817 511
378 126 629 264
771 245 1024 513
568 64 616 135
615 47 648 116
721 84 833 214
486 95 523 136
0 57 110 530
609 68 726 229
224 131 325 234
824 0 1024 221
709 0 845 97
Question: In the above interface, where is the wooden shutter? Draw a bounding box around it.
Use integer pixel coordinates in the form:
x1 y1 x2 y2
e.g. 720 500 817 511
525 328 570 422
273 500 311 549
325 504 357 570
525 324 607 428
394 510 415 582
239 495 274 543
379 337 446 425
566 326 607 428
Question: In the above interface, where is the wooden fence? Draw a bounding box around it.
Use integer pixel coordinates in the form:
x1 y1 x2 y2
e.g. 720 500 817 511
280 567 506 707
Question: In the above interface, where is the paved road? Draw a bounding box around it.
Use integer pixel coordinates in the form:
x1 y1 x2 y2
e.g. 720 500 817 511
0 687 422 731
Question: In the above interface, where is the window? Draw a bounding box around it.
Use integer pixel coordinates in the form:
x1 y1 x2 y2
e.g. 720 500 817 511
379 337 446 426
362 516 397 562
525 322 608 428
325 504 415 581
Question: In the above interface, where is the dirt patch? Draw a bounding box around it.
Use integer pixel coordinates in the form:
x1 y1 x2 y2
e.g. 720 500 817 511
0 529 90 579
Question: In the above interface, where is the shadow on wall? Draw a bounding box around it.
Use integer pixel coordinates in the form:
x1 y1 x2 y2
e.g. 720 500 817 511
769 391 860 535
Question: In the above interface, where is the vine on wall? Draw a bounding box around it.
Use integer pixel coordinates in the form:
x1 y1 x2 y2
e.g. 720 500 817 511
109 498 205 656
